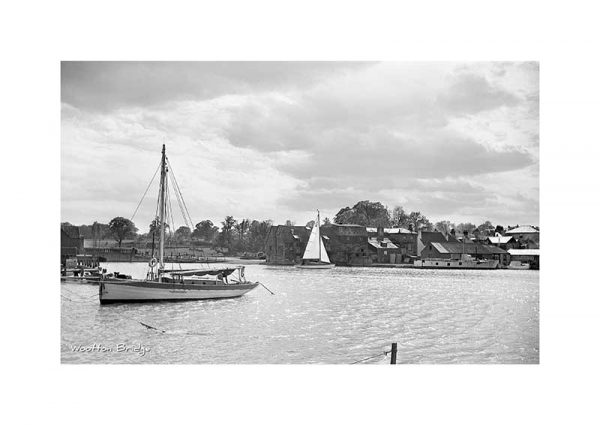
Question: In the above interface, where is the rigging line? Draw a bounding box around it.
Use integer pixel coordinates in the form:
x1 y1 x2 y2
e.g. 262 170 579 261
168 159 195 229
169 171 190 229
130 160 161 222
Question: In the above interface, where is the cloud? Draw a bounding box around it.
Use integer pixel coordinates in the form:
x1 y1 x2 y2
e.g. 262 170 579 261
61 62 539 227
437 72 521 115
61 61 372 111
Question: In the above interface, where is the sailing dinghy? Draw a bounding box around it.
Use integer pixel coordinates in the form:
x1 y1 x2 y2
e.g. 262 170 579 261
99 144 258 304
296 210 335 269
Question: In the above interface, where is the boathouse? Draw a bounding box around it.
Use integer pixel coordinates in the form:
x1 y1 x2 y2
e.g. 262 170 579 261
507 248 540 269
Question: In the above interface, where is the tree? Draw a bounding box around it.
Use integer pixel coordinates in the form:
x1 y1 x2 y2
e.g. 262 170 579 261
407 211 432 231
390 206 410 228
192 220 219 241
217 216 237 249
434 220 454 234
323 217 331 225
174 226 191 242
285 219 295 226
149 217 169 236
477 220 494 235
248 220 272 252
494 225 505 235
455 222 476 235
306 220 315 228
333 201 390 226
108 217 138 247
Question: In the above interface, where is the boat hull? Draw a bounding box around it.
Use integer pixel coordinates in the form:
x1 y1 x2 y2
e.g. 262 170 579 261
295 263 336 269
99 280 258 304
413 259 499 269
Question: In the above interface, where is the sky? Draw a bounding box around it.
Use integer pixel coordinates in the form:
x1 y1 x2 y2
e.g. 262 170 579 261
61 61 539 231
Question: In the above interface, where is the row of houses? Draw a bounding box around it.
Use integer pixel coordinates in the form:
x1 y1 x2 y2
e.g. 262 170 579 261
264 224 540 268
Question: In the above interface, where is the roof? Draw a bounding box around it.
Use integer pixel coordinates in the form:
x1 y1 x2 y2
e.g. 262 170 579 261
487 236 514 244
429 242 508 255
507 249 540 256
506 225 539 234
61 226 81 239
419 231 448 244
366 227 415 234
368 237 399 250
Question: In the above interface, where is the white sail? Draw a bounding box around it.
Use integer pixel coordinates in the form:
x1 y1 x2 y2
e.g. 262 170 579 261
302 223 321 260
302 213 331 263
319 237 330 263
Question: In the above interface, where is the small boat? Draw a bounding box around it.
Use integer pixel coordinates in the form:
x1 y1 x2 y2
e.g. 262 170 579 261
414 254 499 269
98 144 259 304
296 210 335 269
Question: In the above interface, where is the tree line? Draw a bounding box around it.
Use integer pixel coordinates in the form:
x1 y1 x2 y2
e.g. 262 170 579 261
62 200 522 253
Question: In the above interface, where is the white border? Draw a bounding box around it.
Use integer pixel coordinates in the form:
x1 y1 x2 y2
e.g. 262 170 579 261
3 1 599 423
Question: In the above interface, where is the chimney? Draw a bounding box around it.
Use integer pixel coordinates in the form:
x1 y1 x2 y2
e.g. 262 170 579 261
377 226 384 241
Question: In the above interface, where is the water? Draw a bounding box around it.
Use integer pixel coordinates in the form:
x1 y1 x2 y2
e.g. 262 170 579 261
61 262 539 364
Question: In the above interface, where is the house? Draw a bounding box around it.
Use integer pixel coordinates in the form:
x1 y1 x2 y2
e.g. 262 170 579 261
366 227 418 261
367 235 400 263
421 241 510 266
507 248 540 269
505 225 540 248
417 230 450 257
486 233 519 251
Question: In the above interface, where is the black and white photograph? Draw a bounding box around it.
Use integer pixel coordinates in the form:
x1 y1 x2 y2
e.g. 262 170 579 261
5 2 600 424
60 61 539 364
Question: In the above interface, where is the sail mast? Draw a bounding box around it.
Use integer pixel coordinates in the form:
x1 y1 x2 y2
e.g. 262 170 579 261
317 210 321 261
158 144 167 274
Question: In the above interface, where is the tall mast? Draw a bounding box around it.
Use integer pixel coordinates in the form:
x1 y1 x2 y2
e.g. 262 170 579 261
158 144 167 274
317 209 321 261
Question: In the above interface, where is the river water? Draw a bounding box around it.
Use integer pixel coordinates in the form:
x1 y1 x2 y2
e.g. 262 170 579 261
61 262 539 364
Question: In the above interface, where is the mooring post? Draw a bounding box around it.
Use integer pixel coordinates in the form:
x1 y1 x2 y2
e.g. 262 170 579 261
390 342 397 364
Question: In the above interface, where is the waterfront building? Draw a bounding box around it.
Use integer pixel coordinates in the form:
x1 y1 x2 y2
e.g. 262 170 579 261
505 225 540 248
421 241 510 266
417 230 450 257
507 248 540 269
61 225 84 262
264 225 311 265
366 227 418 261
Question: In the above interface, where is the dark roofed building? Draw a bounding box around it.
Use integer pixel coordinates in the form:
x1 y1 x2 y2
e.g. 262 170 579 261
417 230 448 257
366 227 418 261
61 225 84 264
321 224 371 266
421 241 510 266
264 225 311 265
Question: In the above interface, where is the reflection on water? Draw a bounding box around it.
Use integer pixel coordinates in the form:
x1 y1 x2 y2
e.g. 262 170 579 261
61 263 539 364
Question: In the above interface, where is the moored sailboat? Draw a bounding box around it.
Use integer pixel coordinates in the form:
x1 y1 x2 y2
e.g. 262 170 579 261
99 144 259 304
296 210 335 269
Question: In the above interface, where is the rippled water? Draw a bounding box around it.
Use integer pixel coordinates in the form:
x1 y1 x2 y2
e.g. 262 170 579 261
61 262 539 364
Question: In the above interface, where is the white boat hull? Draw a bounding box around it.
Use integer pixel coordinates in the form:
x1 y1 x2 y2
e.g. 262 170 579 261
414 259 499 269
99 280 258 304
295 263 336 269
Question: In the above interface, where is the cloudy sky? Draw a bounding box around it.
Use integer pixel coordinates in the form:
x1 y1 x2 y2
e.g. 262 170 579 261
61 61 538 230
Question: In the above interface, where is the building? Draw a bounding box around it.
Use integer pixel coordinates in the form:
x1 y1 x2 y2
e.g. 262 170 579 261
61 225 84 264
421 241 510 266
505 225 540 248
366 227 401 263
507 248 540 269
264 225 311 265
321 224 371 266
486 233 519 251
366 227 418 261
264 223 372 266
417 230 450 257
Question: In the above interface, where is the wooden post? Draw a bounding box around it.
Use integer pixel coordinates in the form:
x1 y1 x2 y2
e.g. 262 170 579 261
390 342 397 364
